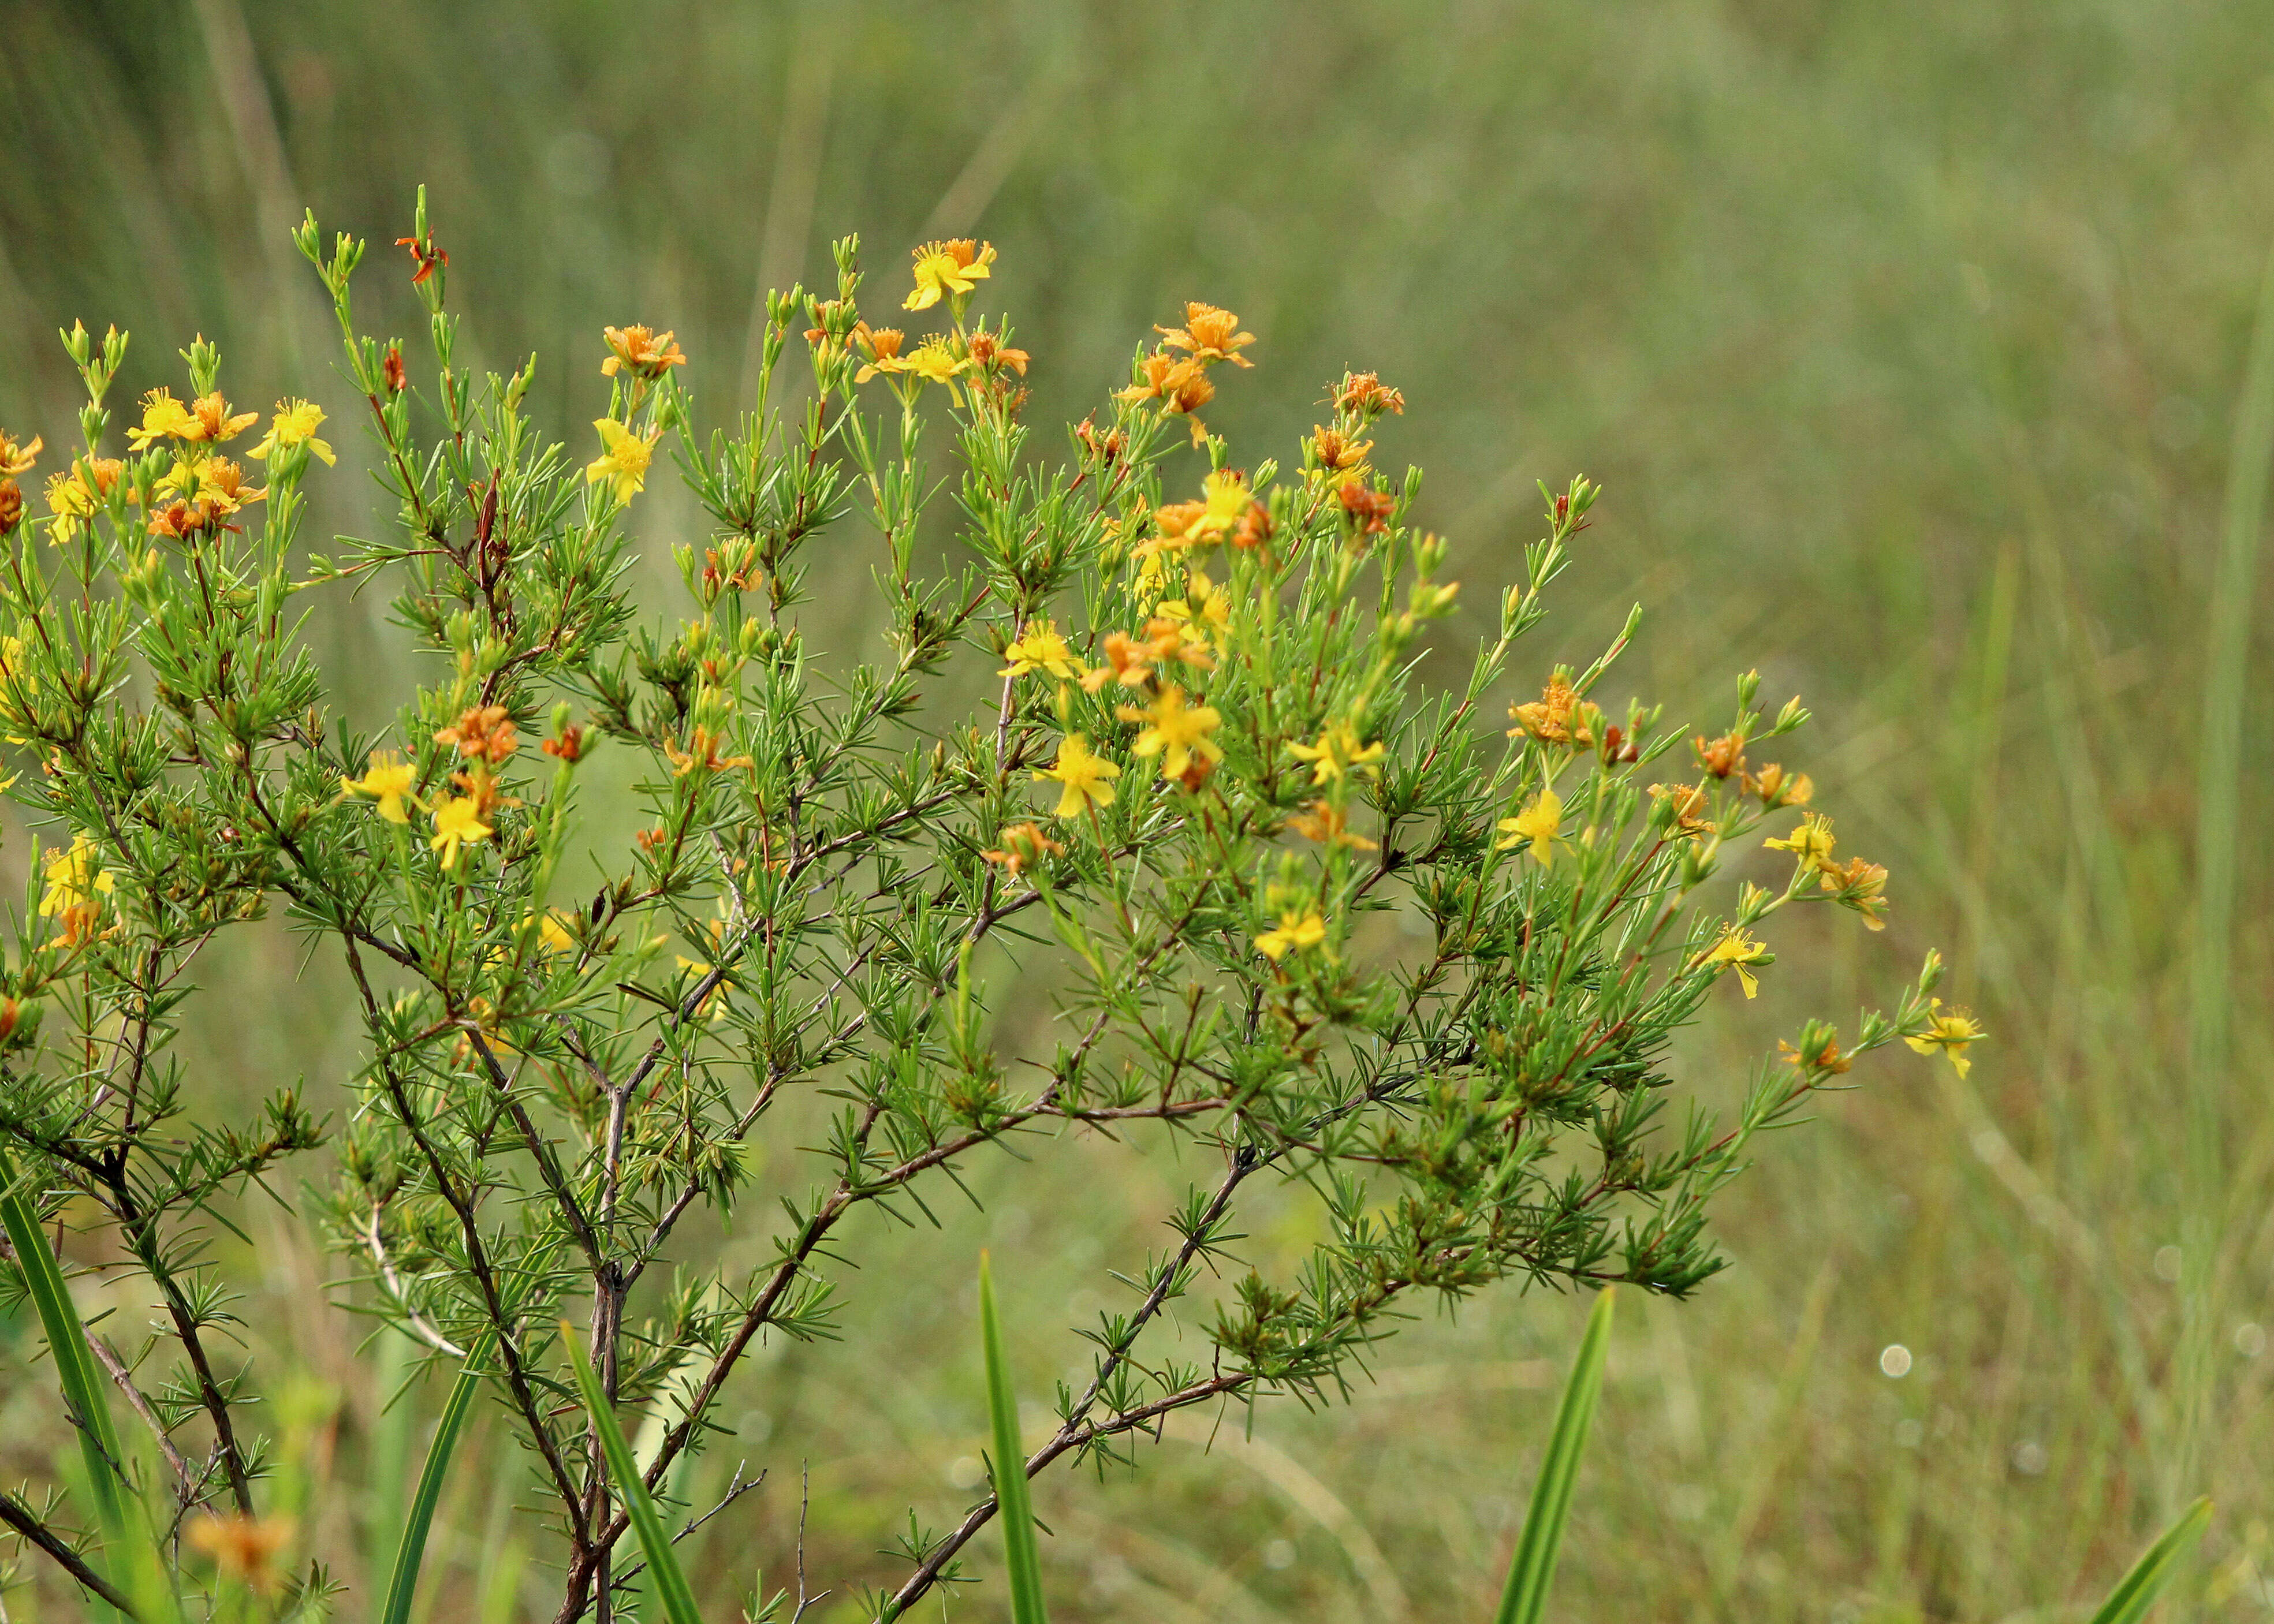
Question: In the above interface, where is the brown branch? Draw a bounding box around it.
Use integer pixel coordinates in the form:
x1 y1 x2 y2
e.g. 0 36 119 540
0 1486 139 1616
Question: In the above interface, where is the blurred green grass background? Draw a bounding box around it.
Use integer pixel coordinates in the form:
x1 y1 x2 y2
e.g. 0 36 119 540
5 1 2274 1619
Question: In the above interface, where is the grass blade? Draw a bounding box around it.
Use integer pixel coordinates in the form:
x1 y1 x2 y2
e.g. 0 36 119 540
1493 1286 1616 1624
978 1252 1047 1624
0 1147 132 1615
563 1324 704 1624
377 1356 483 1624
2088 1498 2210 1624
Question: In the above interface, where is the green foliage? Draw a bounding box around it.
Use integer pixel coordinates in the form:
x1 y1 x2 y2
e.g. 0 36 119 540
0 189 1944 1619
2089 1499 2213 1624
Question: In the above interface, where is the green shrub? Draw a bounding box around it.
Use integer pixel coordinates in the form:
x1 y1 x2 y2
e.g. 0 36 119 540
0 189 1962 1620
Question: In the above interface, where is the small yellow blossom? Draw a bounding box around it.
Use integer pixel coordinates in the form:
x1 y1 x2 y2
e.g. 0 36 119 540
1764 811 1837 873
429 796 494 869
1288 723 1384 786
1496 789 1564 866
248 399 335 465
39 836 114 938
538 910 578 955
1825 855 1890 929
982 822 1065 876
903 335 970 387
1509 675 1586 745
43 457 124 542
853 326 909 383
905 239 996 311
585 418 658 506
1697 928 1772 998
1255 908 1327 962
1904 999 1984 1076
999 619 1085 681
341 752 423 824
1035 734 1121 817
1118 686 1224 782
1287 799 1378 850
127 389 202 450
188 391 260 445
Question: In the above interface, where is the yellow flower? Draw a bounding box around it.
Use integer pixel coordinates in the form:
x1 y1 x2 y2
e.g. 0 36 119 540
1904 999 1984 1077
39 835 114 919
1036 733 1121 817
904 238 996 311
853 326 909 383
1288 722 1384 786
1287 799 1378 850
1157 303 1256 369
127 389 202 450
1154 569 1231 646
43 457 122 542
341 752 423 824
1255 908 1327 961
248 399 335 466
903 335 970 387
537 910 578 954
1825 855 1891 930
429 796 494 869
585 418 658 506
1697 928 1772 998
1118 686 1224 782
1764 811 1837 873
1495 789 1564 866
185 391 260 445
999 619 1085 681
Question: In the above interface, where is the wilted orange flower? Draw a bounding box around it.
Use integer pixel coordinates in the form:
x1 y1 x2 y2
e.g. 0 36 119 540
383 342 408 394
1231 499 1274 550
1079 630 1156 693
1338 479 1395 535
1157 303 1255 368
1693 731 1746 779
853 326 909 383
1780 1032 1854 1075
1824 855 1890 929
1650 781 1713 838
967 327 1030 375
0 430 39 477
663 723 755 778
1334 370 1406 417
0 481 20 537
600 325 688 380
435 704 520 765
982 822 1065 876
395 228 448 285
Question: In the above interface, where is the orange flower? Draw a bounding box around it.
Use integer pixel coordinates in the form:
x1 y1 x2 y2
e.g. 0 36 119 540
1079 630 1157 693
1157 303 1255 368
1693 732 1746 779
435 704 520 765
1333 371 1406 417
0 429 39 478
1743 761 1812 808
1287 799 1378 850
1311 425 1371 472
982 822 1065 876
188 391 260 443
600 325 688 380
1338 479 1395 535
395 229 448 286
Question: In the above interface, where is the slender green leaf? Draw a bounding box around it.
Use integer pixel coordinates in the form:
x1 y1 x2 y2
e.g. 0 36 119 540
0 1147 131 1616
563 1323 704 1624
979 1252 1047 1624
377 1356 483 1624
1493 1286 1616 1624
2089 1498 2211 1624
